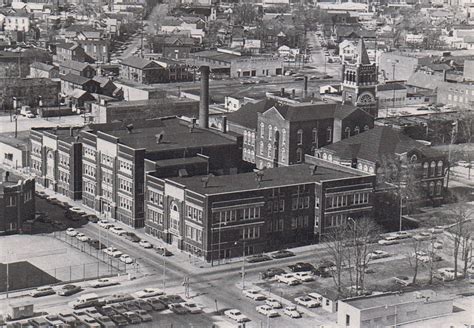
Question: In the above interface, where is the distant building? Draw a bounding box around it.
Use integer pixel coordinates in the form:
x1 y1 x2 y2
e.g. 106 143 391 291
0 77 60 109
437 80 474 109
60 73 100 96
4 11 30 32
59 60 96 78
55 42 94 64
0 169 35 234
377 83 408 108
120 56 167 84
337 290 453 328
378 51 435 81
29 62 59 79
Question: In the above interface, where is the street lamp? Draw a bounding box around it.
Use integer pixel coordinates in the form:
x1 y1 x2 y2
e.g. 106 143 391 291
234 240 246 290
446 121 458 189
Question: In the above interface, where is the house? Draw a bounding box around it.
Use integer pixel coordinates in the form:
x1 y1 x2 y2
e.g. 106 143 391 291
29 62 59 79
77 39 110 63
59 60 96 78
309 290 340 313
55 42 94 64
119 56 167 84
4 10 30 32
337 290 453 328
92 76 121 98
60 73 100 96
339 40 358 62
149 35 197 59
69 89 96 112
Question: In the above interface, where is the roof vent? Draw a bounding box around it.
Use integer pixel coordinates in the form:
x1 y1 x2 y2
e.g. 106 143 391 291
201 173 214 188
255 168 265 188
310 165 318 175
155 132 164 144
126 124 134 134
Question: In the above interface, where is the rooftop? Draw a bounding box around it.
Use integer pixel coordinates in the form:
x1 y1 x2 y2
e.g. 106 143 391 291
344 290 440 310
169 162 361 195
0 168 22 187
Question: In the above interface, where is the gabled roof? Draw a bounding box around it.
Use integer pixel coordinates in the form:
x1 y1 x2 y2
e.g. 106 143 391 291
61 73 91 85
265 101 337 122
226 98 278 130
323 126 443 163
30 61 56 72
60 60 93 72
334 103 368 120
121 56 162 70
93 76 114 88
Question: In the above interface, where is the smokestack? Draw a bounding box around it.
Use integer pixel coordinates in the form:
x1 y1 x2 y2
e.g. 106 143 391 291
222 116 227 133
199 65 210 129
304 76 308 96
442 69 447 82
280 88 285 97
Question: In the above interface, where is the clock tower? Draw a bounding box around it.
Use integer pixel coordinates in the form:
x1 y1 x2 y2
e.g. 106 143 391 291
341 39 378 117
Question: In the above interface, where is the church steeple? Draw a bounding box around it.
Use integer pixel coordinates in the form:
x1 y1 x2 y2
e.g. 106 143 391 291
357 38 371 65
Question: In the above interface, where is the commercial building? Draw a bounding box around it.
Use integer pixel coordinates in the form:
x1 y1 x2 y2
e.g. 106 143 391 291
377 83 408 108
436 80 474 109
378 51 434 81
337 290 453 328
0 169 35 235
144 155 375 261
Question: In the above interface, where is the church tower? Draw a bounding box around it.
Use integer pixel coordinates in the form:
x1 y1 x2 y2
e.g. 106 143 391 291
341 39 378 117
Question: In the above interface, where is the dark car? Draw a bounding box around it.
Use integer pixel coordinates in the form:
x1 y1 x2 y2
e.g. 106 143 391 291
123 311 141 324
122 300 140 311
146 297 167 311
57 284 82 296
123 232 141 243
323 74 333 79
169 303 189 315
88 239 106 250
105 293 134 304
110 314 128 326
82 214 99 223
271 250 295 259
262 267 286 279
158 295 185 305
96 305 116 317
111 304 127 315
134 299 153 311
155 247 173 256
288 262 316 273
95 316 116 328
246 254 272 263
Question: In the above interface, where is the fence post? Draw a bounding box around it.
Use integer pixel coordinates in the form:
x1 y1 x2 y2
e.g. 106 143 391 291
97 262 100 279
69 266 72 282
83 263 86 281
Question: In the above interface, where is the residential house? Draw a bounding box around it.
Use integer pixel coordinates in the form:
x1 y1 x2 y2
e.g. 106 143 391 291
120 56 167 84
60 73 100 96
4 10 30 32
29 62 59 79
55 42 94 64
59 60 96 78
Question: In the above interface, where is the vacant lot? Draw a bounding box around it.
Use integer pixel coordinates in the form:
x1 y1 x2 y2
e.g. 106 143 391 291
0 261 59 292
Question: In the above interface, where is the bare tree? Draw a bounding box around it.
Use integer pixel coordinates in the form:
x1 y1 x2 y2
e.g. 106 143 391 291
407 239 423 285
322 225 348 293
447 203 473 278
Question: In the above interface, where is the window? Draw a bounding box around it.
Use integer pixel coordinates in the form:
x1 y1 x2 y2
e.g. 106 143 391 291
346 314 350 326
267 143 272 158
297 129 303 145
429 182 435 196
296 148 303 163
260 123 264 138
326 127 332 142
279 199 285 212
186 205 203 222
364 125 369 131
240 226 260 240
354 126 360 134
437 160 443 176
268 125 272 140
312 128 318 144
259 141 264 156
436 181 442 195
423 162 429 178
282 129 286 145
430 161 436 177
345 127 351 138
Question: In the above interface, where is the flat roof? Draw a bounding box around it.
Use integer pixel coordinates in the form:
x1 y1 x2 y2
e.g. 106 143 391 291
0 168 22 186
344 290 440 310
0 131 29 149
169 163 361 195
154 156 208 167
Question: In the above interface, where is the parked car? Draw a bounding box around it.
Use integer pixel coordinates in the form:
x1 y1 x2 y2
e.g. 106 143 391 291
69 207 85 215
413 232 435 241
169 303 189 315
90 278 119 288
122 301 140 312
430 226 444 234
30 286 55 297
87 239 106 250
224 309 249 323
262 268 286 279
76 233 90 242
438 267 464 281
57 284 82 296
256 305 279 317
288 262 316 273
246 254 272 263
123 232 141 243
136 309 152 322
271 250 295 259
392 231 412 240
139 240 153 248
155 247 173 256
98 220 114 229
368 250 390 260
66 228 78 237
293 271 315 282
104 293 134 304
283 306 301 318
265 298 282 309
95 316 116 328
119 254 134 264
110 314 128 326
393 275 412 286
378 236 399 245
181 302 202 314
135 288 164 299
110 304 128 315
295 296 320 308
158 294 185 305
104 247 122 258
147 297 167 311
243 289 266 301
134 299 153 311
97 305 116 317
276 273 301 286
433 240 444 249
82 214 99 223
110 227 126 235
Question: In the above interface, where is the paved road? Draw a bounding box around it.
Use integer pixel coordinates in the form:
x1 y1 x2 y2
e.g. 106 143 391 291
306 31 342 79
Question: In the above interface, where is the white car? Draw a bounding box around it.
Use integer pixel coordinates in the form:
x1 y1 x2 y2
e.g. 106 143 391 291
392 231 411 240
295 296 320 308
69 207 85 215
438 267 464 281
90 278 119 288
98 220 114 229
265 298 282 309
413 251 430 262
433 241 443 249
110 227 126 235
413 232 435 241
104 247 122 258
293 271 315 282
283 305 301 318
430 226 444 234
135 288 164 299
276 273 301 286
66 228 78 237
139 240 153 248
181 302 202 314
243 289 266 301
368 250 390 260
120 254 134 264
224 309 249 323
256 305 279 317
378 236 399 245
76 233 90 242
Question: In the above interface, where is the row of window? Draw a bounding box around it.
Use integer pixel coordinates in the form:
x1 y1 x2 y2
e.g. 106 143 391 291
148 208 164 225
240 226 261 240
102 170 113 185
326 213 348 227
119 178 133 193
186 225 203 243
243 131 256 146
58 154 70 167
84 164 96 178
148 190 164 206
267 199 285 213
326 192 370 209
267 218 285 232
102 189 113 201
344 125 370 138
260 124 287 146
84 181 96 195
119 160 133 173
290 216 309 229
291 196 310 210
101 154 114 167
243 148 256 163
118 196 133 212
83 146 96 159
213 206 262 225
186 205 203 223
31 159 42 172
422 161 443 178
58 170 70 184
31 144 41 155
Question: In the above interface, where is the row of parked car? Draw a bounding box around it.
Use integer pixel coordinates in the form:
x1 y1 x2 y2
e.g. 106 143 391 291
377 228 444 247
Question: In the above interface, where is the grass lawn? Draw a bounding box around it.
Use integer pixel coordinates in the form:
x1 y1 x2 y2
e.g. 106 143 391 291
0 261 60 292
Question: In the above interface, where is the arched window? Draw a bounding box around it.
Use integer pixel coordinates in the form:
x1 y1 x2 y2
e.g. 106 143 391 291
410 154 418 163
322 153 328 160
328 154 333 162
282 129 287 145
423 162 429 178
354 126 360 135
364 125 370 131
429 182 435 196
260 123 264 138
297 129 303 145
259 141 264 155
296 148 303 163
344 127 351 138
327 127 332 142
281 147 286 162
368 167 374 173
312 128 318 144
358 163 363 170
437 161 443 176
251 132 255 145
430 161 436 177
363 164 368 172
244 131 248 144
267 143 272 158
268 125 272 140
436 181 442 195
